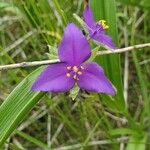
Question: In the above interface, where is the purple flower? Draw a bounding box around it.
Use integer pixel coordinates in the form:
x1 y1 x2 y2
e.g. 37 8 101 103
83 4 116 49
32 23 116 95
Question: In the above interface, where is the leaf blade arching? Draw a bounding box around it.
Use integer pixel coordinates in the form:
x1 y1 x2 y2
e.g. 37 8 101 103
0 67 45 147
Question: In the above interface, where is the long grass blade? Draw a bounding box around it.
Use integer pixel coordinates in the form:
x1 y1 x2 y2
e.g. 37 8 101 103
90 0 125 111
0 67 45 147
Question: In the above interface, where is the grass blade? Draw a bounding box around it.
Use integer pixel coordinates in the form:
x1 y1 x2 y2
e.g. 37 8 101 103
126 134 147 150
90 0 125 111
16 130 50 150
0 67 45 147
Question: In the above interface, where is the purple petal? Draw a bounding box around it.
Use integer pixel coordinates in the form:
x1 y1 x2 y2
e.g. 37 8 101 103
83 4 96 29
91 32 116 49
32 63 75 92
77 62 116 95
58 23 91 66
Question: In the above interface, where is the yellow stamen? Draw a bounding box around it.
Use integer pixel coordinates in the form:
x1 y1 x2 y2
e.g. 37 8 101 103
80 66 84 70
73 75 77 79
73 66 78 72
99 20 109 29
66 73 71 77
67 66 71 70
77 71 82 75
73 75 79 80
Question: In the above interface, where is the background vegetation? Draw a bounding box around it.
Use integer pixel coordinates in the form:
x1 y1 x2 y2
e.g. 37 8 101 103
0 0 150 149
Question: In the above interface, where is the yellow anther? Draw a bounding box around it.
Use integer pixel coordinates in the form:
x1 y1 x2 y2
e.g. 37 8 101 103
99 20 109 29
77 71 82 75
67 66 71 70
73 75 77 79
73 66 78 72
66 73 71 77
73 75 79 80
80 66 84 70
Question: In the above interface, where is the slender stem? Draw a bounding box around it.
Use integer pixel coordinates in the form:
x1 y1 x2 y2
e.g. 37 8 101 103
96 43 150 55
54 136 129 150
0 59 59 71
0 43 150 71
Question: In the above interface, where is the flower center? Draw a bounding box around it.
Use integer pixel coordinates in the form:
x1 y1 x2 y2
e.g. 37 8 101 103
98 20 109 29
73 66 78 72
66 65 84 81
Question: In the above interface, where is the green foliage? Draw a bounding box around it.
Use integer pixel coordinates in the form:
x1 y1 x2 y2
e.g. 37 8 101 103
90 0 125 111
120 0 150 9
0 0 150 149
126 135 147 150
69 84 80 100
16 130 50 150
0 67 44 147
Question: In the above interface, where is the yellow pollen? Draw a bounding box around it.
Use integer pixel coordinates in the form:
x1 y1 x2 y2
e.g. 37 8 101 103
77 71 82 75
73 75 79 80
73 75 77 79
73 66 78 72
67 66 71 70
66 73 71 77
99 20 109 29
80 66 84 70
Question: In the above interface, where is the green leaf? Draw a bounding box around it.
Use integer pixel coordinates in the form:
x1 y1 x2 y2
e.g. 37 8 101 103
0 2 10 8
73 13 86 26
16 130 50 150
69 84 80 100
126 134 147 150
0 2 20 15
89 46 100 61
53 0 67 25
90 0 125 112
0 67 45 147
73 13 88 33
119 0 150 9
109 128 140 136
142 0 150 8
46 45 58 60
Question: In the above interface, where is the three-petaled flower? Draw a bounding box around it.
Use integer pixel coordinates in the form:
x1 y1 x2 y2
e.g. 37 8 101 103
32 23 116 95
83 4 115 49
